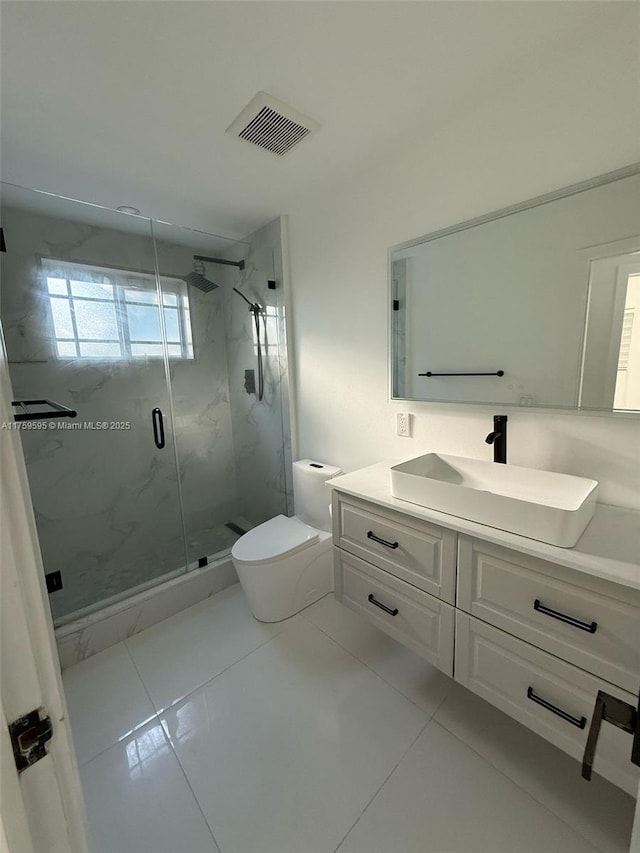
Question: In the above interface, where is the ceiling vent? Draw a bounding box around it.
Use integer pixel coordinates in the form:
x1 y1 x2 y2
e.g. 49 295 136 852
226 92 320 157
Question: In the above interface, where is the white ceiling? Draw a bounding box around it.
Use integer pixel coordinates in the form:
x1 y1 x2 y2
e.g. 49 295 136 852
0 1 634 238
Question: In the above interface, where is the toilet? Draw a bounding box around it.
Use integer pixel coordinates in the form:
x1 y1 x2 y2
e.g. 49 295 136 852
231 459 342 622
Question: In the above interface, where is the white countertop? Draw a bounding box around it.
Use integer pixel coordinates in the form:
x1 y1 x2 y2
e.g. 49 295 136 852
327 461 640 592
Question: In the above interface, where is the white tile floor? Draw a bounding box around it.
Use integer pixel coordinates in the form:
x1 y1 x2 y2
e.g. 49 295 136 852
63 584 635 853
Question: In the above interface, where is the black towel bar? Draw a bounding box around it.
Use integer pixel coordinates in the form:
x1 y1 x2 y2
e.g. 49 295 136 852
418 370 504 377
12 399 78 422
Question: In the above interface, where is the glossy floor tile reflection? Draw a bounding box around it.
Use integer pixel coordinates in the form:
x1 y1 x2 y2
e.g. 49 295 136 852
80 717 220 853
63 586 635 853
161 618 427 853
125 584 290 712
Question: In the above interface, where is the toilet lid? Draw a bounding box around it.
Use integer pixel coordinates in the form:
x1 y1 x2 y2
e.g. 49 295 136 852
231 515 319 564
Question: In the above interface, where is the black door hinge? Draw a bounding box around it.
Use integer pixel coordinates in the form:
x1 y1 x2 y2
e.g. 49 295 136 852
9 708 53 773
582 689 640 781
392 299 400 311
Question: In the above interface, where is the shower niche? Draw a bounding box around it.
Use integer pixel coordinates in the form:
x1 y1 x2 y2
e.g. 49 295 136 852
0 184 292 624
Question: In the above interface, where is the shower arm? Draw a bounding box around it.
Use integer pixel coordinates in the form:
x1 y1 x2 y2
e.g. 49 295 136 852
194 255 245 270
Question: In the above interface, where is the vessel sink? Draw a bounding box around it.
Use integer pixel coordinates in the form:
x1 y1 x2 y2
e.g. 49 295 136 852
390 453 599 547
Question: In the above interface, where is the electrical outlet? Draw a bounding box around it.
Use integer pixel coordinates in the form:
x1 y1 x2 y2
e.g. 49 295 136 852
397 412 411 437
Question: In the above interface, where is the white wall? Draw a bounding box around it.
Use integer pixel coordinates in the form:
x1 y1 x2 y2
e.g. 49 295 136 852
287 19 640 511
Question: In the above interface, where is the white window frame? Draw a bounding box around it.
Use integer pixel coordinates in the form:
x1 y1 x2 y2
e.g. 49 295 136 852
41 257 194 361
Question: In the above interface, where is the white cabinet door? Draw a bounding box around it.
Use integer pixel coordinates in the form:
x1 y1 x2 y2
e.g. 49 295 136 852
334 548 455 675
0 327 88 853
334 493 457 603
455 612 640 796
457 535 640 692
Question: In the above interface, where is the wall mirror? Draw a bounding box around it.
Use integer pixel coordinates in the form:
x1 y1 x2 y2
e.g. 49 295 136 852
390 165 640 413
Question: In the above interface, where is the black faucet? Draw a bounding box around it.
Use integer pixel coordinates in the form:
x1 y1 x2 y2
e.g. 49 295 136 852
485 415 507 464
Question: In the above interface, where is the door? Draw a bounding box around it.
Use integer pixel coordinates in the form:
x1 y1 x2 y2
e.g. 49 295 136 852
581 682 640 851
631 781 640 851
1 324 88 852
580 240 640 411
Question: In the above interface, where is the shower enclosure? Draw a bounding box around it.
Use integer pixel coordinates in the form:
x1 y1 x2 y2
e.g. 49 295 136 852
0 184 292 625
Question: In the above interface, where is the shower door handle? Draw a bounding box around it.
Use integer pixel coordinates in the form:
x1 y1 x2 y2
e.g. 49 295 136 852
151 407 165 449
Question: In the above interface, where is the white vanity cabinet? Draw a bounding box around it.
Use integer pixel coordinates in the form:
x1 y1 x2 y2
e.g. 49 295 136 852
454 536 640 795
334 494 457 602
455 612 639 794
457 536 640 694
330 467 640 796
336 550 455 674
333 493 456 674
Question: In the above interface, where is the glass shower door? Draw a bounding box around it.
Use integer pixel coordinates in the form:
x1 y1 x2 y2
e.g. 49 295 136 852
0 185 187 623
150 219 248 568
151 218 291 570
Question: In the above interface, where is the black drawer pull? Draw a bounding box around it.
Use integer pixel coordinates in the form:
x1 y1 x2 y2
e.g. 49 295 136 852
527 686 587 729
368 594 399 616
533 599 597 634
367 531 399 549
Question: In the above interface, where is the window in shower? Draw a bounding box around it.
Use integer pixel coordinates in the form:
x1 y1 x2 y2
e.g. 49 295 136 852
42 257 194 360
253 304 279 355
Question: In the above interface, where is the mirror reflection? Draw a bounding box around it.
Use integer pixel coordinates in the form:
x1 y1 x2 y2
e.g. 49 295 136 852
390 166 640 412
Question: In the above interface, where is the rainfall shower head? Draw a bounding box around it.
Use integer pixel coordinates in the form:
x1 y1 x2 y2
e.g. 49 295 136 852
182 254 245 294
181 258 219 293
182 270 219 293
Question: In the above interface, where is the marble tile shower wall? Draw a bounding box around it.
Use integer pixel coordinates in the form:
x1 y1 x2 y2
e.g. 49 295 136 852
1 206 239 621
221 218 293 524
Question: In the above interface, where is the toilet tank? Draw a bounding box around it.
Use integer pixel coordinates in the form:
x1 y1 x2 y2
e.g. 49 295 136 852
293 460 342 532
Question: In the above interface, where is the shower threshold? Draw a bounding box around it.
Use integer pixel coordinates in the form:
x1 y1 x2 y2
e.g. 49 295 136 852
53 518 254 668
54 517 253 629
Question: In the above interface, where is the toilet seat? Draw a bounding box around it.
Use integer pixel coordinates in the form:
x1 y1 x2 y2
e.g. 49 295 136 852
231 515 319 565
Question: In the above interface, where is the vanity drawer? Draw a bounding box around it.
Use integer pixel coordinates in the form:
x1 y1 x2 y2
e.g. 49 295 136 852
333 494 456 603
455 613 640 795
457 536 640 693
334 548 455 675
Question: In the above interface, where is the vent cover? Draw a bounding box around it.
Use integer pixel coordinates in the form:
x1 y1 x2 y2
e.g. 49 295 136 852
227 92 319 157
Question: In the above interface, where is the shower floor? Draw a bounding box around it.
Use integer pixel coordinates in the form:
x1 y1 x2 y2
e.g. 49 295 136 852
54 517 254 627
184 516 254 569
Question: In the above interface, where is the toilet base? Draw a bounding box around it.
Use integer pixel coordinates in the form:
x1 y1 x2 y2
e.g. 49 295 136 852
233 534 333 622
